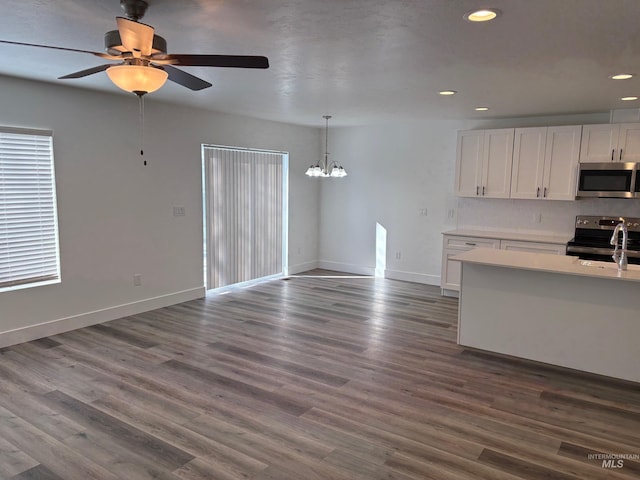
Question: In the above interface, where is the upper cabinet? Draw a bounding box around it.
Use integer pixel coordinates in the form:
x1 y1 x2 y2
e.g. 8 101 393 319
511 125 581 200
455 129 514 198
580 123 640 162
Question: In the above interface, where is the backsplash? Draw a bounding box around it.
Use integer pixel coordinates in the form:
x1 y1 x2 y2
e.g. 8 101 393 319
456 197 640 237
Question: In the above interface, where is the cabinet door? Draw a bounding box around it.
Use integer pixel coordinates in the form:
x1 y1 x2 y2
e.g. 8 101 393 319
618 123 640 162
441 235 501 292
442 249 465 290
511 127 546 199
455 130 483 197
542 125 581 200
481 129 514 198
579 124 619 162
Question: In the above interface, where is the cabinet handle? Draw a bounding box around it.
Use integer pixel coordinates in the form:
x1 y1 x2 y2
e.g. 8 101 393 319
611 149 615 161
544 187 548 198
536 187 540 198
620 148 623 161
476 186 479 196
465 242 477 246
482 186 485 196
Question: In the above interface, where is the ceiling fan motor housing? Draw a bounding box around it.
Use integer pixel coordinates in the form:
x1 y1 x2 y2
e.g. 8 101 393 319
120 0 149 21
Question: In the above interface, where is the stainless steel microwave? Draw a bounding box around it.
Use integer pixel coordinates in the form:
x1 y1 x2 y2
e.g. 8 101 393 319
576 162 638 198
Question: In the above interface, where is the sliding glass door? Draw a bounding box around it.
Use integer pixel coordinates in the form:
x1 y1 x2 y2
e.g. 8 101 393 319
202 145 288 289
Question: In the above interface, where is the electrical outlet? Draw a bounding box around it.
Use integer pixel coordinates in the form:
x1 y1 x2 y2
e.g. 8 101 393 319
448 208 455 219
419 208 428 216
534 212 542 224
173 206 186 216
395 251 401 260
133 274 142 286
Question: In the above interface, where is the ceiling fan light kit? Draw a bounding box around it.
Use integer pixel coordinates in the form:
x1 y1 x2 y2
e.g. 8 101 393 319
106 64 168 94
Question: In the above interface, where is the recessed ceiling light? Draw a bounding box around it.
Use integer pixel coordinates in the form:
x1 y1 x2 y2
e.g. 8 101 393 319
475 107 490 111
610 73 634 80
621 96 638 101
464 8 501 22
439 90 457 96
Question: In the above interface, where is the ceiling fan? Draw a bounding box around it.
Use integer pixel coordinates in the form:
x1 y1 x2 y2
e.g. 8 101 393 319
0 0 269 94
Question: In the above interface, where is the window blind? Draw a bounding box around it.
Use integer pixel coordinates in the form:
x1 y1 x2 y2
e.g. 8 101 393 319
0 127 60 291
203 146 285 289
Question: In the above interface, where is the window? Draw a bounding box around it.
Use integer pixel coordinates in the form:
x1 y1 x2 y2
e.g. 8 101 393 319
0 127 60 292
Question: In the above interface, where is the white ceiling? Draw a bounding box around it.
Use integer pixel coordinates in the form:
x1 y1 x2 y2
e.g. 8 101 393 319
1 0 640 127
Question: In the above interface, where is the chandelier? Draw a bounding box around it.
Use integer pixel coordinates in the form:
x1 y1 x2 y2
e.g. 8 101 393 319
305 115 347 178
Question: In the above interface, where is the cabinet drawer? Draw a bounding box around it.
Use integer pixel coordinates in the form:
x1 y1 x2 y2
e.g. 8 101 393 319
444 236 500 250
500 240 566 255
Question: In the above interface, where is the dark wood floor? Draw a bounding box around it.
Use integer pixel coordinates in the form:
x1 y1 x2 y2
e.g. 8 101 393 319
1 270 639 479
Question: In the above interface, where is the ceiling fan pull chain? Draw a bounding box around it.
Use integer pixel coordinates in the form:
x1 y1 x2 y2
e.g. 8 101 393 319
136 92 147 164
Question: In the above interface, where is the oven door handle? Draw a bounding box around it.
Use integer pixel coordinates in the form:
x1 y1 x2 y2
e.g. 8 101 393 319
566 245 640 258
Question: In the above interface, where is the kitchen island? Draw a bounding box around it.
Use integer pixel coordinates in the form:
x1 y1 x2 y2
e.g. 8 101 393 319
455 248 640 383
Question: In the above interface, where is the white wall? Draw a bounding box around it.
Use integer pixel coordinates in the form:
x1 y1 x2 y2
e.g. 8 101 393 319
318 119 462 284
0 75 320 346
318 112 640 285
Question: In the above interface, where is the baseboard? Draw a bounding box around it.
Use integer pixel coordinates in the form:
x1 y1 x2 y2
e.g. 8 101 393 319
287 261 319 275
317 261 375 276
0 287 206 349
384 269 440 286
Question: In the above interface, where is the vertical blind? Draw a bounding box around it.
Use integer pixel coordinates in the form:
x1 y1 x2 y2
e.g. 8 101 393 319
203 146 284 289
0 127 60 291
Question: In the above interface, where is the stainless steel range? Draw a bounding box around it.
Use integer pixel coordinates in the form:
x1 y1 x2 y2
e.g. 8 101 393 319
566 215 640 264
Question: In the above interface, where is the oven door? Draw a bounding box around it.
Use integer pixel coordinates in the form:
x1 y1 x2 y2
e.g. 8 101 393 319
566 244 640 264
576 162 636 198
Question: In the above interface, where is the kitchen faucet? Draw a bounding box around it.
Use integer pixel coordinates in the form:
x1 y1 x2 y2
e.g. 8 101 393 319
610 218 628 272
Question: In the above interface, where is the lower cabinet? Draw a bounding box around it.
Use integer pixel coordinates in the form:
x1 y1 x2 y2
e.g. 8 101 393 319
441 236 500 293
441 234 567 295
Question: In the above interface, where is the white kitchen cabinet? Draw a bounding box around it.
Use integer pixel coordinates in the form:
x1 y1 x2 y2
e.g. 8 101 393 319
580 123 640 163
455 129 514 198
441 235 500 293
441 232 568 295
510 127 546 199
511 125 581 200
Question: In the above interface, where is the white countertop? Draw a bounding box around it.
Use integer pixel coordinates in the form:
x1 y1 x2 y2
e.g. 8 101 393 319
443 229 571 245
453 248 640 282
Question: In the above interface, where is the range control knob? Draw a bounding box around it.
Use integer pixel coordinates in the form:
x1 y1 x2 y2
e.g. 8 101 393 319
634 223 640 228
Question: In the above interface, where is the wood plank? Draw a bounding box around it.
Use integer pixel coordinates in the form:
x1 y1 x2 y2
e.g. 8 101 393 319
41 390 195 471
0 436 39 479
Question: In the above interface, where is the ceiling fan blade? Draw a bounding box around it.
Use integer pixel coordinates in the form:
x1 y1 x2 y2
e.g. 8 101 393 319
162 65 212 91
0 39 119 59
159 54 269 69
116 17 154 56
58 64 113 79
